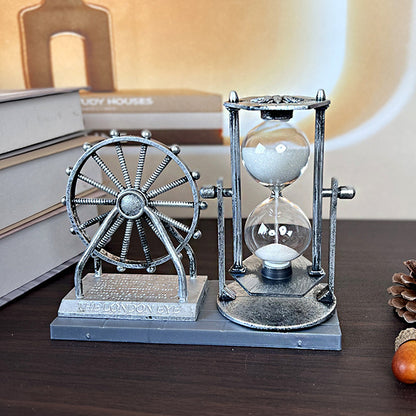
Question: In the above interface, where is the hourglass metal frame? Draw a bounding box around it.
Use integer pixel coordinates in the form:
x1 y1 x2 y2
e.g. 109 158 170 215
202 89 355 331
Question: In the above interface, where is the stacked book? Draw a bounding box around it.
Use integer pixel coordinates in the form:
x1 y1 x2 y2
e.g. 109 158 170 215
0 88 101 306
80 89 224 145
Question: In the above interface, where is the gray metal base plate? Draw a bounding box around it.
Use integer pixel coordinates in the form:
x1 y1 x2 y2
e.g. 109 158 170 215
57 273 208 321
235 255 325 297
51 281 341 350
217 281 336 331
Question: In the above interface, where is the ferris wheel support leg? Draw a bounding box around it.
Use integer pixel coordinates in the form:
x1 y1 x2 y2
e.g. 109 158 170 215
183 243 196 280
93 256 102 278
165 223 197 279
144 207 188 302
74 207 119 299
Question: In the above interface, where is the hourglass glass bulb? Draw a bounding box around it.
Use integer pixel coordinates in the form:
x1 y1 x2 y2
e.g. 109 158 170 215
241 119 310 189
244 194 311 278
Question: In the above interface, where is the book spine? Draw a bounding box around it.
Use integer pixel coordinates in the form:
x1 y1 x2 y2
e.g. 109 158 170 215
83 112 223 130
80 92 222 113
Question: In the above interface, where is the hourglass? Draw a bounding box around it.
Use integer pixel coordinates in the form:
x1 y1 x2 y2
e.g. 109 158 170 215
202 90 355 332
242 114 311 279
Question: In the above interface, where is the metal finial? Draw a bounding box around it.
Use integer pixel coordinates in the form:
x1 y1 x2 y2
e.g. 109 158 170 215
193 230 202 240
199 201 208 210
191 171 200 180
170 144 181 155
141 129 152 139
316 89 326 102
65 167 72 176
82 142 92 152
110 129 120 137
229 90 239 103
338 186 356 200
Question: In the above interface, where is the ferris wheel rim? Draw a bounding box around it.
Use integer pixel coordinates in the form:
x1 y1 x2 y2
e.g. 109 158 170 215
65 134 201 270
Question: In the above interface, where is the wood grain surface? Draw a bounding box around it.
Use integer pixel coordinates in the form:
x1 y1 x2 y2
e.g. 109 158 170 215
0 219 415 415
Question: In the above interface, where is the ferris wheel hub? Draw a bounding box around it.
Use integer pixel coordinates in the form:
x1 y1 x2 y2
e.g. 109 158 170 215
116 189 147 219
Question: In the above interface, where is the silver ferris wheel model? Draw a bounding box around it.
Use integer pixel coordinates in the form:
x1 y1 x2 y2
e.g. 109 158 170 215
57 129 208 321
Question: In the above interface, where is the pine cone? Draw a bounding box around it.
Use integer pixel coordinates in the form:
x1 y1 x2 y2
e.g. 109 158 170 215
387 260 416 323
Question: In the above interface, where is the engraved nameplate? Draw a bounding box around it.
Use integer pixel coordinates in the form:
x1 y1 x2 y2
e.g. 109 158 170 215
58 273 208 321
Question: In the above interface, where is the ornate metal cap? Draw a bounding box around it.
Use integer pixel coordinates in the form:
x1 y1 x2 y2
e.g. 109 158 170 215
251 95 307 105
224 93 330 111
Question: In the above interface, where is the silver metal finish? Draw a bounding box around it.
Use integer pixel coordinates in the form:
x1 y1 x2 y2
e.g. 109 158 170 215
200 181 235 301
328 177 338 297
74 206 119 298
62 133 207 317
227 91 245 274
235 255 324 297
327 179 355 296
52 281 342 350
200 185 217 199
66 135 201 270
143 206 187 301
166 224 197 279
216 90 355 334
217 178 226 298
311 89 328 276
94 256 102 278
58 273 208 321
216 178 236 301
224 94 330 112
217 281 336 331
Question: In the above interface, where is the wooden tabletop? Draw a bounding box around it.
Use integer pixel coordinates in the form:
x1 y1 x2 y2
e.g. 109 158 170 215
1 219 416 415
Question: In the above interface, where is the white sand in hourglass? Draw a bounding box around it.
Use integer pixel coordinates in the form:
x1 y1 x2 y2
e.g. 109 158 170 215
242 142 309 186
255 243 300 265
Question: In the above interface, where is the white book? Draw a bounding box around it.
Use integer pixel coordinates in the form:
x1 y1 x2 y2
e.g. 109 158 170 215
83 112 223 130
0 134 102 231
80 89 224 145
0 203 97 300
0 87 85 154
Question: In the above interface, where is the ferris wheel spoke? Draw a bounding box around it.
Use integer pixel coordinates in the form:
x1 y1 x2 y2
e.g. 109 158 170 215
141 155 171 193
77 173 119 197
135 218 153 266
115 144 132 188
143 215 172 260
134 144 148 189
146 176 188 199
91 152 125 191
148 200 194 208
151 208 191 234
73 197 117 205
120 219 134 262
78 211 112 230
96 216 124 250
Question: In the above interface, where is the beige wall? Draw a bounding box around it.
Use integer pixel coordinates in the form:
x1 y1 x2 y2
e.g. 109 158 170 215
1 0 416 219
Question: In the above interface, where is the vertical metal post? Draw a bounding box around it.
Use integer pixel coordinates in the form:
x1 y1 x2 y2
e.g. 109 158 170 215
217 178 236 301
217 178 226 296
228 91 245 274
311 89 328 275
328 177 338 295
